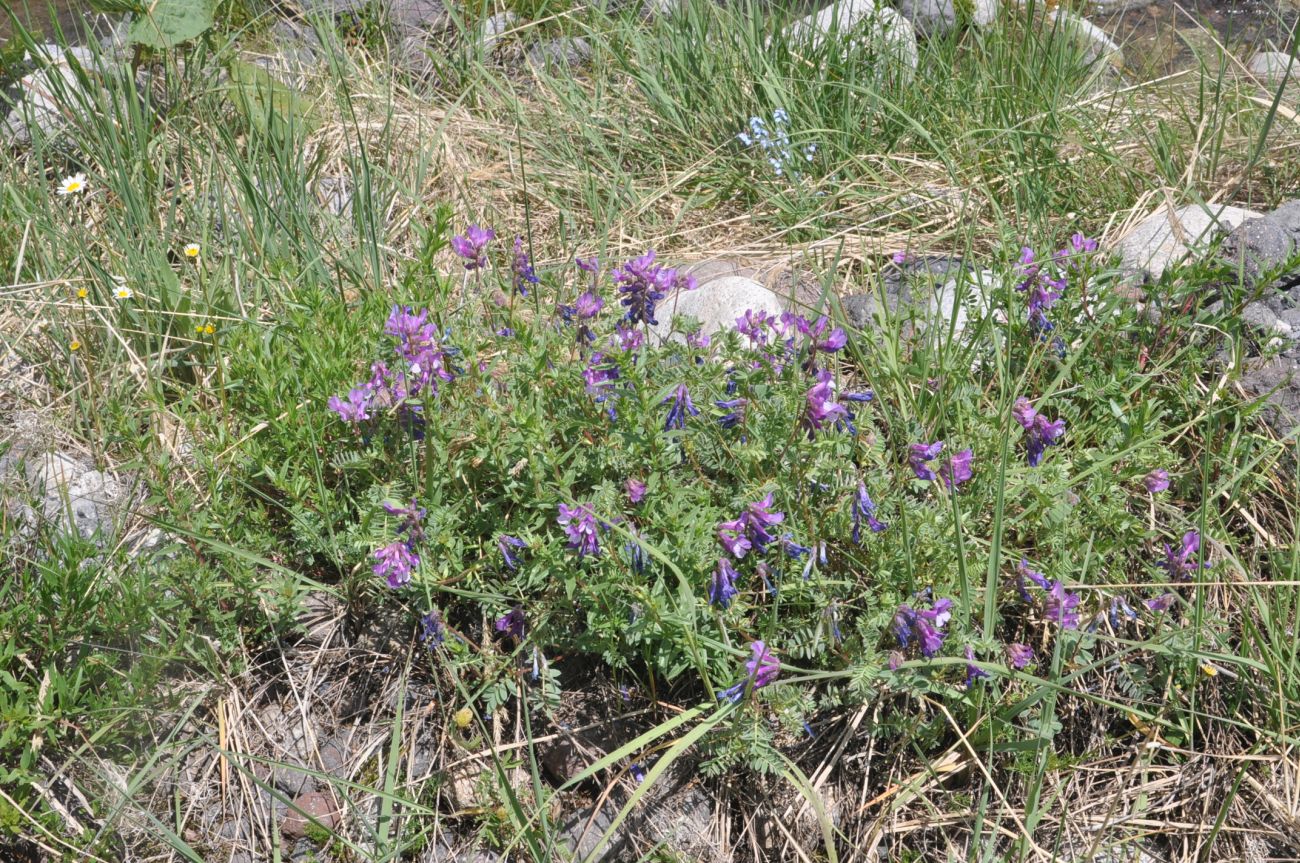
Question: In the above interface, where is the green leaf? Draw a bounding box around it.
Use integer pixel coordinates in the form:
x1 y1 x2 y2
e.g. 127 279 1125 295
128 0 215 50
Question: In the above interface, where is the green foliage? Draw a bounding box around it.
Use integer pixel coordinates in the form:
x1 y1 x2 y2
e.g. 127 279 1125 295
129 0 216 49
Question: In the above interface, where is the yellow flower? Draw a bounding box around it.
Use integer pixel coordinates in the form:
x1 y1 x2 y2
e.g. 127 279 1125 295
57 173 87 195
453 707 473 729
204 323 215 335
69 340 81 351
183 243 200 258
195 324 205 334
76 287 88 299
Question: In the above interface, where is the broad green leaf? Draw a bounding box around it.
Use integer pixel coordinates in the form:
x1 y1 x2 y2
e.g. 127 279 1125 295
128 0 215 50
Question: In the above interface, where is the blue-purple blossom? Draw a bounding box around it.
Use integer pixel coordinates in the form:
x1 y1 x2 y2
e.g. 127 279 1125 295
420 608 445 646
719 640 780 703
576 256 599 274
613 250 673 326
1145 592 1177 612
383 305 456 396
709 558 739 608
1108 596 1138 630
1017 560 1081 628
495 606 526 639
511 236 538 296
558 503 602 557
893 597 953 658
909 441 944 481
626 478 647 504
373 541 418 588
1158 530 1210 581
717 518 752 559
852 481 888 542
715 398 747 429
965 646 990 686
328 387 372 423
583 352 620 418
843 391 874 403
613 323 645 352
382 498 427 543
662 383 699 431
1013 397 1067 467
805 370 849 433
451 224 495 270
939 449 975 490
1144 469 1170 494
498 534 527 570
1016 247 1066 331
626 533 648 574
783 536 812 558
1006 642 1034 669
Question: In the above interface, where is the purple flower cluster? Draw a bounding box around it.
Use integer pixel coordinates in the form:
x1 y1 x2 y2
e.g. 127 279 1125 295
1006 642 1034 669
498 534 527 570
558 503 603 557
372 498 427 588
964 645 990 686
583 352 620 419
328 306 458 426
805 370 850 434
1144 469 1170 494
719 640 780 703
511 236 539 296
1017 560 1081 629
851 481 887 542
1016 247 1066 331
710 558 740 609
626 478 647 504
661 383 698 431
452 224 495 271
1013 397 1067 467
1158 530 1210 581
910 441 974 490
717 493 785 560
892 596 954 659
613 250 694 327
496 605 526 639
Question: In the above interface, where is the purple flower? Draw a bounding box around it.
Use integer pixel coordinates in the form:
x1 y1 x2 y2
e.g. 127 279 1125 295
736 309 777 347
783 536 812 558
498 534 527 570
383 305 456 396
851 481 888 542
798 315 846 354
420 608 445 646
383 498 427 543
511 236 539 296
1109 596 1138 629
893 597 953 658
451 224 495 271
662 383 699 431
558 503 602 557
719 640 780 702
1144 469 1170 494
1016 246 1066 329
328 387 372 423
583 352 620 417
1013 397 1067 467
939 449 975 490
1055 232 1099 270
965 646 990 686
496 605 526 639
576 256 599 274
709 558 739 609
373 541 418 588
717 518 752 559
1145 592 1177 612
1043 580 1081 629
1006 643 1034 669
626 478 647 504
575 291 603 319
687 330 711 350
742 493 785 553
1158 530 1209 581
805 369 849 433
715 398 747 429
613 323 645 352
843 391 874 403
613 250 673 326
909 441 944 481
891 250 912 265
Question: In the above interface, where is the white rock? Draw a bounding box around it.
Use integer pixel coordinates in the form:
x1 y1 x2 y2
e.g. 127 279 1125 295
1046 9 1122 65
1247 51 1297 82
1116 204 1264 280
3 44 101 146
898 0 998 39
480 11 518 51
934 270 997 340
786 1 919 84
650 276 784 344
0 450 124 540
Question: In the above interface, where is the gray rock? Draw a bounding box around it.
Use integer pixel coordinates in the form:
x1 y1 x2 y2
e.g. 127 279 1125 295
526 37 593 69
898 0 998 38
387 0 450 30
0 449 125 540
256 20 323 88
1247 50 1297 82
3 44 102 146
1242 302 1292 339
281 791 341 839
558 806 623 862
1046 10 1122 66
786 1 919 84
1088 0 1149 11
650 276 783 344
843 264 992 341
1238 357 1300 437
1116 204 1263 281
313 175 353 219
481 11 518 51
1279 308 1300 332
1218 200 1300 289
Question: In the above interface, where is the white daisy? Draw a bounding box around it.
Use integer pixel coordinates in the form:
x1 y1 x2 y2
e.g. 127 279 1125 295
111 276 132 300
183 243 200 258
57 173 87 196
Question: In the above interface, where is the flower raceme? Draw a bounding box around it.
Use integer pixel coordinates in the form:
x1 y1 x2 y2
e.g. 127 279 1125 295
892 596 954 658
451 224 495 270
1158 530 1210 581
661 384 699 431
851 482 887 542
718 640 780 702
557 503 602 557
1017 560 1081 629
1012 397 1066 467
